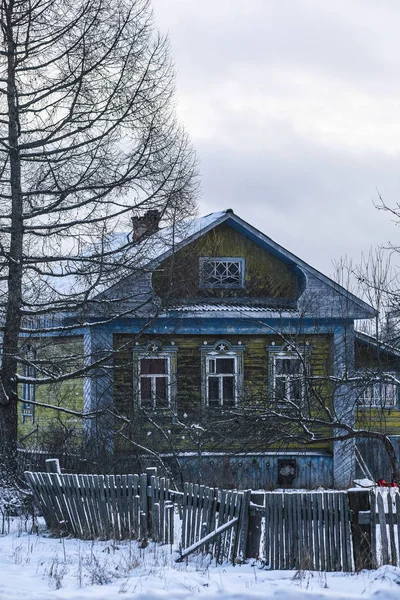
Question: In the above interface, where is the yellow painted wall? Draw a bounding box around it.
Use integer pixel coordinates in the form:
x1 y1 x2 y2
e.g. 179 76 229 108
114 333 333 455
18 336 84 451
153 223 300 300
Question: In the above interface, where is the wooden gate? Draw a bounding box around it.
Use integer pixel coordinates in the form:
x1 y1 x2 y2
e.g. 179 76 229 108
263 491 352 571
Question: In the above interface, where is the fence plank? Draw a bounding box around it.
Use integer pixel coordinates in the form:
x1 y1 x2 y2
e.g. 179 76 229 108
264 493 271 567
396 493 400 567
140 473 148 540
370 490 377 570
177 517 239 562
387 491 397 566
377 492 389 565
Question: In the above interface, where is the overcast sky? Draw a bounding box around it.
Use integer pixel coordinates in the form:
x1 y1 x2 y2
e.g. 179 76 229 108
152 0 400 278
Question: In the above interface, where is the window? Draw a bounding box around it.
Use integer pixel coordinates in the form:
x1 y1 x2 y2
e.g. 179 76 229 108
21 346 35 422
207 356 237 407
267 344 309 406
361 376 397 408
200 340 245 408
133 341 177 410
273 354 304 403
199 257 245 289
139 356 171 408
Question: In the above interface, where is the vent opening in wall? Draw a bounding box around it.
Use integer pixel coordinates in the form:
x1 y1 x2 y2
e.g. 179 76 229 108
277 458 297 487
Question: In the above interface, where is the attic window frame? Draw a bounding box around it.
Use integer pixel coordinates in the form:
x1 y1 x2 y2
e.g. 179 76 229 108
199 257 245 289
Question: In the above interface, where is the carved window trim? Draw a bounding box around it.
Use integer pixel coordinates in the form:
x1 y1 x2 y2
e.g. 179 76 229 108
200 340 245 408
199 257 245 289
132 340 177 411
267 343 310 407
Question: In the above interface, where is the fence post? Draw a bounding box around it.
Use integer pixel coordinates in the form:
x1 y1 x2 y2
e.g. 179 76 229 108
146 467 157 540
348 489 373 570
246 492 264 559
45 458 61 474
237 490 251 561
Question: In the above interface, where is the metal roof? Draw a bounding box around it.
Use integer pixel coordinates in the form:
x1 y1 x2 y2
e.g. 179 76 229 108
163 302 298 315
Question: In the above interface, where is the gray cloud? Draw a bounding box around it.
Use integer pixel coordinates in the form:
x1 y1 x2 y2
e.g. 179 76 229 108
152 0 400 277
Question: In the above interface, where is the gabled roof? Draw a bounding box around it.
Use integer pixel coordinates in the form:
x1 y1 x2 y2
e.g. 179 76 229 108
355 330 400 360
139 208 375 319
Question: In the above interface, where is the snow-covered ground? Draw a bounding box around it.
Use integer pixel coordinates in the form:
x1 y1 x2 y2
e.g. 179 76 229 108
0 517 399 600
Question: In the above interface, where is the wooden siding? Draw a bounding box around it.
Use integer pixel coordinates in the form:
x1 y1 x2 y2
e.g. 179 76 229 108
152 223 301 301
356 437 400 481
161 453 333 489
355 337 400 436
18 336 84 449
114 333 333 456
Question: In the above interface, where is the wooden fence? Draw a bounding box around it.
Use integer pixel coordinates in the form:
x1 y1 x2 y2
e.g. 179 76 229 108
261 491 352 571
24 462 400 571
24 468 174 543
179 483 251 563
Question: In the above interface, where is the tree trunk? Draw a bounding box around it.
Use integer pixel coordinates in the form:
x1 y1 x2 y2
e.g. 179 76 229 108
383 435 400 483
0 3 24 476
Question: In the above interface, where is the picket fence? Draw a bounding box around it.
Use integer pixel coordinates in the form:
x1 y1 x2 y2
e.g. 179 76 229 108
24 463 400 571
24 469 174 543
368 488 400 567
262 491 352 571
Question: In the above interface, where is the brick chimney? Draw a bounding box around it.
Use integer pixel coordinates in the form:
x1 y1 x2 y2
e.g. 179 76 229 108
132 209 160 242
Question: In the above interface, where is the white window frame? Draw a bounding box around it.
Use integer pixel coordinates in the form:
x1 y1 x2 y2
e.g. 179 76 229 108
268 345 308 406
200 340 245 409
21 346 36 422
132 341 177 411
360 374 398 409
137 353 173 409
199 257 245 289
206 353 239 408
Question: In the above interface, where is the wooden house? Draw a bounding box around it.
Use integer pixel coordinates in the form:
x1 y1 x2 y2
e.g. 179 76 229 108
18 209 400 488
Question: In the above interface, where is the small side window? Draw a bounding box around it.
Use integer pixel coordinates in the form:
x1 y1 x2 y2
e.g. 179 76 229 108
21 346 36 422
360 375 398 408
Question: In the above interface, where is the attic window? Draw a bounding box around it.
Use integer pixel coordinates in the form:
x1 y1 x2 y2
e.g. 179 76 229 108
199 257 245 289
21 345 36 423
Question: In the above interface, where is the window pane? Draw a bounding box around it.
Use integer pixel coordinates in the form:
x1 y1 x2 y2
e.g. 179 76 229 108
208 359 216 374
276 357 301 375
208 377 219 403
289 359 302 375
216 358 235 374
275 358 288 375
140 378 152 404
140 358 167 375
223 376 235 404
291 378 302 400
275 378 286 399
384 384 396 406
155 377 167 402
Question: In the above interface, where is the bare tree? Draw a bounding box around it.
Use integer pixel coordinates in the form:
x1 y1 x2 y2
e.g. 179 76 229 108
0 0 197 474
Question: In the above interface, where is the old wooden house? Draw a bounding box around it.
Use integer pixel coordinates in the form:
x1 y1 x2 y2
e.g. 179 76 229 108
18 209 400 488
